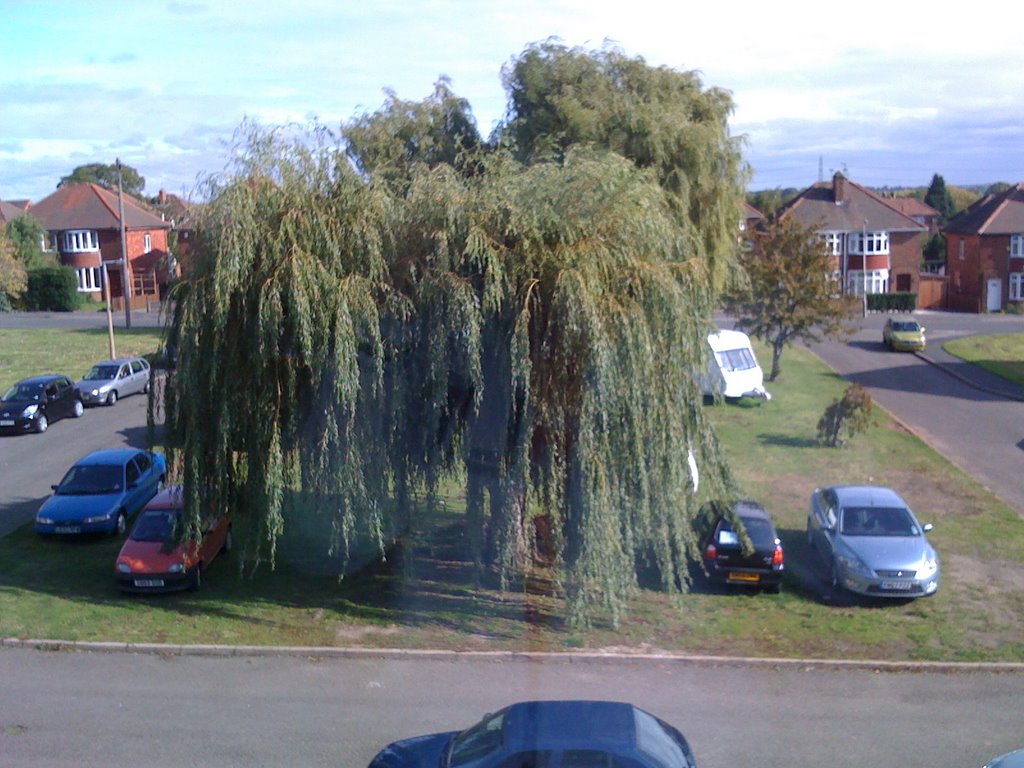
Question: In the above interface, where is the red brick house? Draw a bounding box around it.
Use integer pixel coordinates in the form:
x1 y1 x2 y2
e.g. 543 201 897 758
27 183 172 309
777 173 927 297
888 197 941 236
943 182 1024 312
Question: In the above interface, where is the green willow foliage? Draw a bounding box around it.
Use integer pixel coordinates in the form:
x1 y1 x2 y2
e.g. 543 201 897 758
165 44 747 624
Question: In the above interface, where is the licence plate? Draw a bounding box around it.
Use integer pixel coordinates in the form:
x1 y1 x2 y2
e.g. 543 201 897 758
880 580 914 590
55 526 81 534
728 572 760 583
0 420 14 426
134 579 164 588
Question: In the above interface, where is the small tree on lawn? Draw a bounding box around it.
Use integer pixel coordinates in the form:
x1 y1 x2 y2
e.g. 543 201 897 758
817 383 872 447
725 215 857 381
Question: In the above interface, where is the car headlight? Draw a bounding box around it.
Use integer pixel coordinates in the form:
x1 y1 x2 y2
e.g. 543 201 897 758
90 388 100 396
116 563 132 573
20 404 39 418
838 552 874 578
82 514 112 524
168 563 184 573
920 554 939 576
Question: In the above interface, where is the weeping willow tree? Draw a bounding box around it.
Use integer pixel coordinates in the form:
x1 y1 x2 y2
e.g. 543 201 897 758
164 42 748 623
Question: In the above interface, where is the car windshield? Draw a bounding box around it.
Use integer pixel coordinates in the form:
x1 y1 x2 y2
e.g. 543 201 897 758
130 509 182 542
2 382 44 401
56 465 123 495
840 506 919 536
83 365 120 381
450 709 506 766
892 321 920 332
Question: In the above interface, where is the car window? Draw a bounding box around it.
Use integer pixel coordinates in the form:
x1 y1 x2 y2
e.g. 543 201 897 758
450 710 506 767
135 452 152 473
131 359 147 374
634 710 687 767
494 751 556 768
119 366 130 379
85 365 119 381
126 460 141 486
841 506 919 536
716 347 756 372
57 464 123 494
45 384 58 399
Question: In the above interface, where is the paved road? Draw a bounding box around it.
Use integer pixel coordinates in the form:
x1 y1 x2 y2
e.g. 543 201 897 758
0 650 1021 768
806 311 1024 514
0 391 155 537
0 308 165 330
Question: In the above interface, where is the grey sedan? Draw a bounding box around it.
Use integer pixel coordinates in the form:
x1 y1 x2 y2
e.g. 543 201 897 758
807 485 939 598
77 357 151 406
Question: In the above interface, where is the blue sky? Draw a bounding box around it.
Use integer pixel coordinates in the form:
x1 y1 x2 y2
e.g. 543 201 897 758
3 1 1024 202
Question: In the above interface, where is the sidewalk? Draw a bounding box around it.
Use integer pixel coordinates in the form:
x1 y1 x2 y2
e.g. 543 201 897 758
917 346 1024 402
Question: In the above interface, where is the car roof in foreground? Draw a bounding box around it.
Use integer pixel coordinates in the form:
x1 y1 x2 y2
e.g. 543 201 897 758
74 448 144 466
830 485 907 507
14 374 64 385
145 486 184 509
501 701 638 750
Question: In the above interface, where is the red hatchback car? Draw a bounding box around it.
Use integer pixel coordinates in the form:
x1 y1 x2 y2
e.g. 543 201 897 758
114 486 231 592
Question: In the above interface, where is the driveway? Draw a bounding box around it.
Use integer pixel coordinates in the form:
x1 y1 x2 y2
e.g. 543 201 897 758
807 310 1024 514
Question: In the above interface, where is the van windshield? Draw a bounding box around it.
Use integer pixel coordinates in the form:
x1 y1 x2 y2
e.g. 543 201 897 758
717 348 756 372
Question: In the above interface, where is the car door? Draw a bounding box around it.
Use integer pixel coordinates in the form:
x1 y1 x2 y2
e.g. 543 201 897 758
130 452 160 511
43 381 63 421
124 457 144 514
117 364 133 396
130 359 149 395
810 489 837 557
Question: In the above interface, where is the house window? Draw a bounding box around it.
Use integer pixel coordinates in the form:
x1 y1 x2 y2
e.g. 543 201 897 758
144 233 152 253
821 232 842 256
846 270 889 296
1011 235 1024 259
1010 273 1024 301
958 240 965 261
63 230 99 252
848 231 890 255
76 266 102 293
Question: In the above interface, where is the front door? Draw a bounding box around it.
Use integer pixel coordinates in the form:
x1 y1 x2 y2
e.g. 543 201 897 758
987 279 1002 312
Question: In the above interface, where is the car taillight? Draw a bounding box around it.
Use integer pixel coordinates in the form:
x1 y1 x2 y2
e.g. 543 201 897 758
772 544 784 566
703 544 717 560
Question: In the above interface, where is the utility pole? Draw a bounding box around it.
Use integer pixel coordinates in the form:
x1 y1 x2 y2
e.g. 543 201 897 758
862 219 869 318
116 158 132 329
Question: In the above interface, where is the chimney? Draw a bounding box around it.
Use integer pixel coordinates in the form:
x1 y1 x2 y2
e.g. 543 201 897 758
158 189 167 205
833 172 846 203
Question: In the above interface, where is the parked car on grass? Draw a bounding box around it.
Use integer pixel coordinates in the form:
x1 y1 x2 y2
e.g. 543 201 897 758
368 700 697 768
115 485 231 592
699 500 784 593
882 317 926 352
0 374 83 435
35 448 166 536
77 357 151 406
807 485 939 598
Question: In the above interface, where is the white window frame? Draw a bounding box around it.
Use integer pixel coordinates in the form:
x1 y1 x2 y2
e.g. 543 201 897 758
847 231 890 256
821 232 842 256
63 229 99 252
76 266 102 293
846 269 889 296
1010 273 1024 302
144 233 152 253
1010 235 1024 259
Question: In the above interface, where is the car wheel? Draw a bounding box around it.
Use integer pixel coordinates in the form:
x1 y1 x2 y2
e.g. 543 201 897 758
830 561 841 592
767 582 782 595
34 414 48 434
189 566 202 592
106 390 118 406
806 523 815 549
222 526 232 554
114 510 127 537
73 400 84 418
143 378 151 394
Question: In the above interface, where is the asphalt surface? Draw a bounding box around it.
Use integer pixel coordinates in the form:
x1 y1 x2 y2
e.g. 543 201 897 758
806 310 1024 515
0 649 1022 768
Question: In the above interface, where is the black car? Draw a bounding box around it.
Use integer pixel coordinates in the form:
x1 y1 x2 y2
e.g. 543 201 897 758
699 500 784 593
369 700 697 767
0 375 84 435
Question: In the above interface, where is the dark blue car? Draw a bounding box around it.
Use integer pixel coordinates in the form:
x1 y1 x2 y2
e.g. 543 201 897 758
0 374 83 435
35 449 167 536
368 700 697 768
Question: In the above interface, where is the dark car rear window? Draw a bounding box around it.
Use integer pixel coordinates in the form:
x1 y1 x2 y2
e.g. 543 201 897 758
722 516 776 549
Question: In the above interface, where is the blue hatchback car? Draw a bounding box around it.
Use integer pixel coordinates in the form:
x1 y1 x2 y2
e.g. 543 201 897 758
35 449 166 536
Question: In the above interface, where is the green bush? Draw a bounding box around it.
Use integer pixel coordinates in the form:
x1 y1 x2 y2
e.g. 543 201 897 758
817 383 873 448
867 292 917 312
23 265 81 311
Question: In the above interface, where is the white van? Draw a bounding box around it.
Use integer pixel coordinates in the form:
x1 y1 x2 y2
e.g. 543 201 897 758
700 329 770 401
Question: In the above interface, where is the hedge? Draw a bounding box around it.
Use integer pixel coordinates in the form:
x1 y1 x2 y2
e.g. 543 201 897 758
867 292 917 312
23 265 80 311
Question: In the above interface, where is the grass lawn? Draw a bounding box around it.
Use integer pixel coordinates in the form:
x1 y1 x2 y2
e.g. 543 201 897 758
1 339 1022 661
943 333 1024 387
0 327 166 394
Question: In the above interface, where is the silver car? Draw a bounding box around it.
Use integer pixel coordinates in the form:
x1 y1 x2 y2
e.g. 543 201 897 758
77 357 151 407
807 485 939 598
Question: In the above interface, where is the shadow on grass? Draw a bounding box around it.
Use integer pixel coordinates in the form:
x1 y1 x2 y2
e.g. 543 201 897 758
757 433 818 449
0 503 569 641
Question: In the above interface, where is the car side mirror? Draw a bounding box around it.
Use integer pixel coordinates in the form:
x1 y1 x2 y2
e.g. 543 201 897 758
922 523 933 532
51 484 59 491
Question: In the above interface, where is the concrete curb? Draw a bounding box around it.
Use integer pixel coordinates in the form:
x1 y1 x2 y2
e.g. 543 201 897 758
915 351 1024 402
3 637 1023 674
